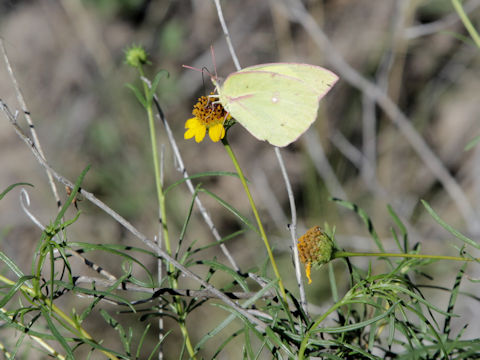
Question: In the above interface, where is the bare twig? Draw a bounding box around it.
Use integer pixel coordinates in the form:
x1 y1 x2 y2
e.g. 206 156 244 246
0 38 62 211
212 0 311 310
304 131 347 199
213 0 242 71
72 276 275 301
178 2 269 98
0 100 267 331
19 188 118 282
275 148 307 310
151 96 241 272
284 0 480 234
360 0 409 186
252 167 289 229
0 308 66 360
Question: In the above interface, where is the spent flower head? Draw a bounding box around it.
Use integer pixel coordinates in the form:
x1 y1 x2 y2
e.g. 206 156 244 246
297 226 335 284
184 93 232 143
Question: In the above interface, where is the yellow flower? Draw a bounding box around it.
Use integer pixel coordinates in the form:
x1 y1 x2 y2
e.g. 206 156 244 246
185 94 230 143
297 226 335 284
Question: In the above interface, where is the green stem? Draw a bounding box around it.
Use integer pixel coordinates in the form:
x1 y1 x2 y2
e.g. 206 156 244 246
333 251 476 262
297 250 476 357
138 67 170 254
222 137 287 302
0 274 119 360
137 66 196 359
298 299 347 359
452 0 480 49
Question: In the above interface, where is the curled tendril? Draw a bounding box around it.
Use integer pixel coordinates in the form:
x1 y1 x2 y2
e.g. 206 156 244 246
20 188 45 231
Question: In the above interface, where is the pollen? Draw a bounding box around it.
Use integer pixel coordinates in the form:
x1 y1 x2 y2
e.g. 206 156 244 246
184 93 231 143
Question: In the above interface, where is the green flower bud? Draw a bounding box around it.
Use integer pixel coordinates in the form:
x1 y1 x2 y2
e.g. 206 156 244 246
124 44 149 68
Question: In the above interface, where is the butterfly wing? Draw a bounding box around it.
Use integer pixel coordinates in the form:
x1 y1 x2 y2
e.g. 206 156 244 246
239 63 338 99
218 70 321 147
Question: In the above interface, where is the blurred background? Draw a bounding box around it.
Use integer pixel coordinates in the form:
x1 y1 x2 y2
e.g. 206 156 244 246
1 0 480 358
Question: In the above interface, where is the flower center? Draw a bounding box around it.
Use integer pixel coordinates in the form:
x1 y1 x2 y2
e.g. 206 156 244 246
192 95 229 127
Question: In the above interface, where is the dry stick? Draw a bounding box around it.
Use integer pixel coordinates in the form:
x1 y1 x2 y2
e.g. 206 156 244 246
0 103 267 332
275 149 307 310
360 1 409 186
361 93 377 186
285 0 480 234
151 96 241 273
212 0 302 293
19 188 118 282
178 2 269 99
0 308 66 360
0 39 62 212
71 276 275 301
213 0 242 71
304 131 348 199
252 167 289 229
0 39 118 288
157 142 165 360
213 0 308 306
330 130 422 237
330 131 387 199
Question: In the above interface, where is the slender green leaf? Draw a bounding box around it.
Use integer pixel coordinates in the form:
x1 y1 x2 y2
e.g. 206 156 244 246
0 182 33 200
0 251 26 279
146 332 169 360
54 166 90 225
387 204 408 252
164 171 240 195
126 83 147 108
422 200 480 250
196 260 249 292
331 198 386 253
0 276 34 308
146 70 168 103
195 279 277 351
265 326 295 358
464 134 480 151
444 263 467 335
41 308 74 358
199 188 258 234
312 302 397 333
211 328 244 359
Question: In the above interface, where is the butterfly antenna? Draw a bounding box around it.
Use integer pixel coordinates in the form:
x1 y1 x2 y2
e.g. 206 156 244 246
200 66 210 96
182 64 203 72
210 45 218 79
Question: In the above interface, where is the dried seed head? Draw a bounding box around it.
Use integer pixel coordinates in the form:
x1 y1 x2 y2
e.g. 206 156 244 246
297 226 335 283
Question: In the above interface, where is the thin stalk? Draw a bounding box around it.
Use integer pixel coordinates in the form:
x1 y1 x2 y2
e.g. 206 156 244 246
138 67 170 254
0 274 118 360
137 66 196 359
222 137 287 302
297 250 476 357
298 299 347 359
452 0 480 49
333 251 477 262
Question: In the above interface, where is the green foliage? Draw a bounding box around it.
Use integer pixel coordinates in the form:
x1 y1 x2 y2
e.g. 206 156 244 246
1 2 480 358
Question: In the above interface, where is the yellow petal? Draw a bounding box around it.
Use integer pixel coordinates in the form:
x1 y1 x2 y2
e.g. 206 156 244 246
194 125 206 143
185 117 201 129
208 123 225 142
306 262 312 284
184 128 196 140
